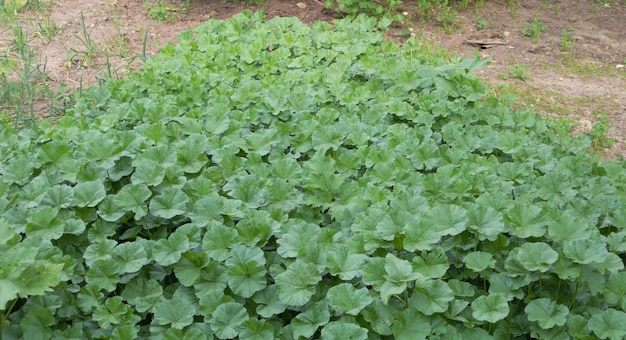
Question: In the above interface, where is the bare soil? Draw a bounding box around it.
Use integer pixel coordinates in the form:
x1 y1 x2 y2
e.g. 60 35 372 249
3 0 626 158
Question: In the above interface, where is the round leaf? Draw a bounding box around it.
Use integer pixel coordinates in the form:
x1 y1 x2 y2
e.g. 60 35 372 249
210 302 249 339
516 242 558 272
471 293 509 323
524 298 569 329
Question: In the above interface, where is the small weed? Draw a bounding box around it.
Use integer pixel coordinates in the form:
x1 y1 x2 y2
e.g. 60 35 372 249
416 0 437 23
70 12 99 66
143 0 174 21
560 26 574 52
502 64 530 81
104 8 130 58
590 110 616 149
475 17 489 30
34 10 61 43
436 0 457 34
551 116 577 136
521 12 546 43
0 25 50 124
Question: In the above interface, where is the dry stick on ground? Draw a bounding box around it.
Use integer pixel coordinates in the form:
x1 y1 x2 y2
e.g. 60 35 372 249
465 39 509 49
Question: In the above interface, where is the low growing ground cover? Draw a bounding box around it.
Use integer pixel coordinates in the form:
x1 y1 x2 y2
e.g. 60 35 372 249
1 11 626 339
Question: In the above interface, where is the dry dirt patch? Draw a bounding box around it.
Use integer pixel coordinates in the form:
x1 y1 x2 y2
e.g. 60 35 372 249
2 0 625 158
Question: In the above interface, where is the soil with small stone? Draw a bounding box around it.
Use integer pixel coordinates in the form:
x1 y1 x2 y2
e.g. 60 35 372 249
3 0 626 158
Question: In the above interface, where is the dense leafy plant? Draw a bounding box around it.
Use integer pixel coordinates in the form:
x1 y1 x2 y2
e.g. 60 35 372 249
2 10 626 339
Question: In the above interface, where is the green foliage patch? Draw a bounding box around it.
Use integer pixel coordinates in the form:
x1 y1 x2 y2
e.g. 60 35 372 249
1 10 626 339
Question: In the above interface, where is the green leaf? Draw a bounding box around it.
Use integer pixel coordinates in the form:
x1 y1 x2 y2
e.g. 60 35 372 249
563 239 608 264
506 202 549 238
604 272 626 309
114 184 152 220
153 232 190 266
326 247 367 280
121 278 163 313
98 195 127 222
140 144 178 166
471 293 509 323
548 212 593 242
20 308 55 340
291 300 331 339
463 251 496 272
210 301 249 339
37 140 72 164
25 207 63 240
77 284 104 313
321 321 368 340
361 299 396 336
426 204 468 236
410 280 454 315
202 221 241 261
41 184 74 209
567 314 592 339
114 241 148 274
392 308 431 340
226 245 267 298
83 239 117 267
154 291 196 329
85 258 120 292
516 242 559 272
524 298 569 329
73 180 106 207
412 248 449 279
149 187 189 219
367 253 425 305
402 219 443 252
3 155 36 185
466 204 505 241
277 220 320 258
174 251 210 287
252 285 288 318
93 296 130 329
275 260 321 306
327 283 373 316
131 161 166 187
239 319 274 340
14 261 64 298
588 308 626 340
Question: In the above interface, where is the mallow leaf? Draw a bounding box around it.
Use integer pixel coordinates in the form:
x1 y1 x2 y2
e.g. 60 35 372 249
410 280 454 315
463 251 496 272
327 283 373 316
516 242 559 272
73 180 106 207
275 261 321 306
92 296 130 329
588 308 626 340
152 232 190 266
226 245 267 298
291 300 331 339
149 187 189 219
210 302 249 339
524 298 569 329
114 242 148 274
563 239 608 264
114 184 152 220
471 293 509 323
154 292 196 330
320 321 368 340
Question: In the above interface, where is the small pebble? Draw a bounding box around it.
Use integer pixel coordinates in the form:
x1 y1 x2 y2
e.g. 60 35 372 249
296 2 306 9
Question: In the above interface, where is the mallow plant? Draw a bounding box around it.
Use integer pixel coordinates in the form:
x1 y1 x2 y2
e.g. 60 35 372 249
1 10 626 339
